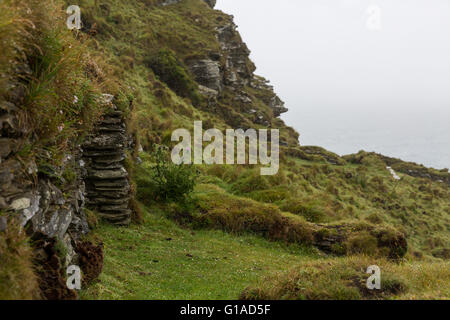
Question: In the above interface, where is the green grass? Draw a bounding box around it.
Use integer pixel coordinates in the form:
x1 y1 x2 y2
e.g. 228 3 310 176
80 205 320 300
241 255 450 300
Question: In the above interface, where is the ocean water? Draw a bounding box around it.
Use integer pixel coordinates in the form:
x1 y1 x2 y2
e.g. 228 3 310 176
283 108 450 170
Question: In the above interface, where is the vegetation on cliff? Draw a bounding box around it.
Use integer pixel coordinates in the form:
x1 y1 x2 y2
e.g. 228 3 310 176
0 0 448 300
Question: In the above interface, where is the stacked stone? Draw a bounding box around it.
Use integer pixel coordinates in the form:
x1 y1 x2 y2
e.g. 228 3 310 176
82 97 131 225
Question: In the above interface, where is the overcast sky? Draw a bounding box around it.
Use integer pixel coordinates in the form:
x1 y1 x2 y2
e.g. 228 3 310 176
216 0 450 113
215 0 450 167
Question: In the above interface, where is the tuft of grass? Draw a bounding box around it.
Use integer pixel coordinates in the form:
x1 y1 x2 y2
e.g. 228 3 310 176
280 198 326 223
241 255 449 300
0 219 40 300
193 184 314 245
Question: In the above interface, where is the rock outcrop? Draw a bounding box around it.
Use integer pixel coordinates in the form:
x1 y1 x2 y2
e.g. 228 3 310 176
188 59 222 93
156 0 290 133
0 62 90 252
312 223 408 259
192 17 289 124
0 60 107 298
82 96 132 225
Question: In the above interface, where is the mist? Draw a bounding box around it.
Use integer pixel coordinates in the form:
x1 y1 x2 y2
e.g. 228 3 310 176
216 0 450 168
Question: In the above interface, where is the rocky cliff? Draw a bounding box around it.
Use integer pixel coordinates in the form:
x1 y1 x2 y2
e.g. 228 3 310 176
0 75 120 298
1 0 448 300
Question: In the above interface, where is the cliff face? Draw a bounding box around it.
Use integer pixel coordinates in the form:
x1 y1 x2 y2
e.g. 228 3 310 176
156 0 291 141
0 64 112 298
0 1 125 299
1 0 449 301
186 7 290 125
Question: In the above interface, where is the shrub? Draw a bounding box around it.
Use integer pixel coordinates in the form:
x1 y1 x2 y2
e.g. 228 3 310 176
137 146 197 202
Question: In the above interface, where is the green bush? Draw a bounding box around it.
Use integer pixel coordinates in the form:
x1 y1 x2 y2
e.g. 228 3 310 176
146 49 202 105
138 146 197 202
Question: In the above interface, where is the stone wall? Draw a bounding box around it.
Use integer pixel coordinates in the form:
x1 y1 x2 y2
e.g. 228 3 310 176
0 63 131 298
82 95 133 225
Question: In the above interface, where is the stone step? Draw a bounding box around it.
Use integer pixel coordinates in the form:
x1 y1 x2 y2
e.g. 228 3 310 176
97 211 131 225
87 189 130 198
91 155 126 164
83 133 127 150
100 203 130 211
97 126 126 133
91 178 129 188
88 169 128 180
99 117 122 125
91 163 124 170
104 111 123 118
87 197 130 205
83 150 125 158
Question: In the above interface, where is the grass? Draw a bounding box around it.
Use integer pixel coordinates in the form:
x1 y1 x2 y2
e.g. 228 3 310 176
0 219 40 300
241 255 450 300
80 205 319 300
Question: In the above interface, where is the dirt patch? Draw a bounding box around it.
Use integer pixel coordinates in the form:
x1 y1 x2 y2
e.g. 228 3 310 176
32 235 77 300
76 240 104 285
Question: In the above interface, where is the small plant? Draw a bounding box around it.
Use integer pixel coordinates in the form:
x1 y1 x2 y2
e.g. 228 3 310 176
149 145 198 201
54 238 68 267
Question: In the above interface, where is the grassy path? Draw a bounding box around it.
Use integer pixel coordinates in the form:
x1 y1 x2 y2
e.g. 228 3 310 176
81 207 319 300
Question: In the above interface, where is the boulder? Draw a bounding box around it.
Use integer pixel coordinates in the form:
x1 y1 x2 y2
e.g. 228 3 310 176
188 59 222 92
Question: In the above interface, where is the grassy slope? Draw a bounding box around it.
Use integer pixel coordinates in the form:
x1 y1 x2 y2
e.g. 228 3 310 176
73 0 449 299
69 0 448 258
81 205 319 299
81 204 449 300
3 0 443 299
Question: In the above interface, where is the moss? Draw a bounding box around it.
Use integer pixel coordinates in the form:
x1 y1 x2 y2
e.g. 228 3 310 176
53 239 68 267
84 208 99 230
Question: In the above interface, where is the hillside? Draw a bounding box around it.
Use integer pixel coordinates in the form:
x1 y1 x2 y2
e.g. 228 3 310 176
0 0 449 300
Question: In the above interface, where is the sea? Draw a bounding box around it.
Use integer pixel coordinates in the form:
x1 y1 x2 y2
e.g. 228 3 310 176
282 108 450 170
